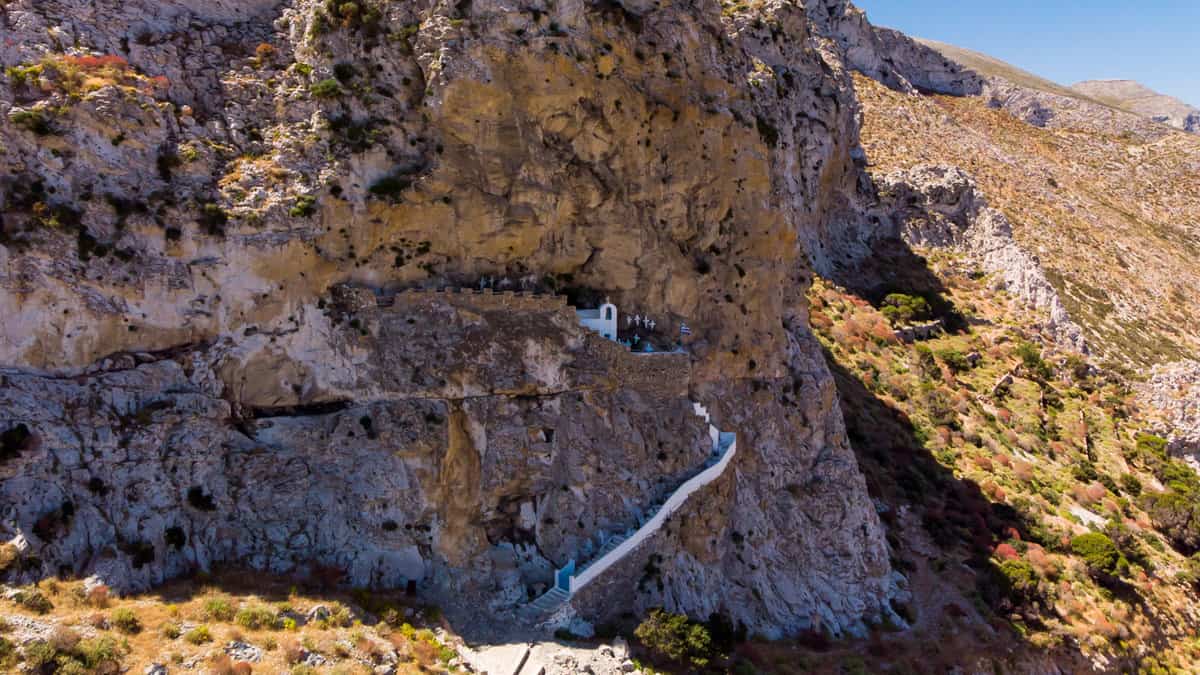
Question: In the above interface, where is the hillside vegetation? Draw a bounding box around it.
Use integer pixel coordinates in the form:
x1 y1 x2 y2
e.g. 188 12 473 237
854 73 1200 370
807 251 1200 672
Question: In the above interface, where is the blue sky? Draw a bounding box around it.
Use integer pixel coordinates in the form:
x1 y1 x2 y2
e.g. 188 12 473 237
854 1 1200 106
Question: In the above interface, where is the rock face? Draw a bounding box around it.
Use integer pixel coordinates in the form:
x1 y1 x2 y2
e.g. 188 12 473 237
874 165 1087 352
1 0 897 638
806 5 983 96
1072 80 1200 134
1138 361 1200 467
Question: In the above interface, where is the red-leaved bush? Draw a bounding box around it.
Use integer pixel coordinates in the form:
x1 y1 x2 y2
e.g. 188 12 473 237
64 54 128 70
994 542 1020 560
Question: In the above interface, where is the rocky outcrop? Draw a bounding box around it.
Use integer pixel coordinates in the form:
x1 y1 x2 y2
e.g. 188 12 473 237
1137 361 1200 467
875 165 1087 352
804 3 983 96
981 79 1169 138
0 0 898 638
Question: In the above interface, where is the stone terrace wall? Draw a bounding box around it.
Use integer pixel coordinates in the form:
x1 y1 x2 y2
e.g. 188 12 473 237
578 332 690 399
378 287 573 315
368 287 691 399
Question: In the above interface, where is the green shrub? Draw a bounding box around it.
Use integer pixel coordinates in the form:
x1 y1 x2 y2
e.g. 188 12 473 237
8 109 52 135
368 174 413 201
935 348 972 373
22 634 125 673
1015 342 1053 380
997 559 1039 601
1071 532 1125 577
881 293 931 326
310 78 341 98
1097 472 1120 496
202 596 235 621
110 607 142 634
5 63 43 87
161 622 182 639
1176 553 1200 589
289 194 317 217
1136 433 1169 459
332 62 357 83
328 114 382 152
0 636 14 668
184 625 212 644
914 345 941 381
754 115 779 148
21 640 57 669
1140 489 1200 553
633 609 714 668
198 202 228 236
921 385 958 428
75 635 124 669
14 588 52 614
235 604 280 630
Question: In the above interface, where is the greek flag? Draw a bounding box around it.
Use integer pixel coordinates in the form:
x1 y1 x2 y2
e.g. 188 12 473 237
680 323 692 336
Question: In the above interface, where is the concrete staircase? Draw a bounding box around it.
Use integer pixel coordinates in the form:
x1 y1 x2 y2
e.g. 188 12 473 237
526 586 570 617
523 401 737 623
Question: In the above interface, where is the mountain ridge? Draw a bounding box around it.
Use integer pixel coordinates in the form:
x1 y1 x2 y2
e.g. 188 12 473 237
1071 79 1200 133
913 37 1199 134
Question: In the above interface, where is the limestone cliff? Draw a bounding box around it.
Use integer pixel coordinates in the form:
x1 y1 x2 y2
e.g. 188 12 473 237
0 0 899 638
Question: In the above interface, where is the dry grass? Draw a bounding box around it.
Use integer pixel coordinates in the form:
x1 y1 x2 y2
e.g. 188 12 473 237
0 570 458 672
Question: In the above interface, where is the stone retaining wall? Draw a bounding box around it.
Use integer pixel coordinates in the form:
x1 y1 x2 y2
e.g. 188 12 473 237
366 286 692 399
378 287 572 314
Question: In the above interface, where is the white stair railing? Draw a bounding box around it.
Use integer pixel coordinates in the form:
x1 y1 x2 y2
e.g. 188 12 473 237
568 430 735 594
525 401 737 619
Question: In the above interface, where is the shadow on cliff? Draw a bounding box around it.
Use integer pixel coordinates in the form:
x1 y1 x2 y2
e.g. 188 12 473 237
830 234 968 333
796 235 1161 669
816 347 1185 671
825 349 1032 597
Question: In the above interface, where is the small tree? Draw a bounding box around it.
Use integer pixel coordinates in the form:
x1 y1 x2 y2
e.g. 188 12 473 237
880 293 931 326
634 609 714 668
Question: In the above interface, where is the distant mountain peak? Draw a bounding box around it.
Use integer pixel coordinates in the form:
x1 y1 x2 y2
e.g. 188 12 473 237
1071 79 1199 133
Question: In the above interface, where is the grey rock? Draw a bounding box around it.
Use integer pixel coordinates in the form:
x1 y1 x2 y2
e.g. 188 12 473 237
224 640 262 663
305 605 331 623
1138 361 1200 468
